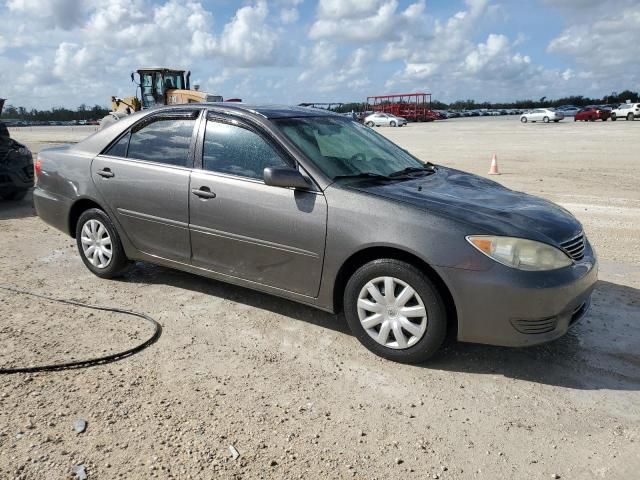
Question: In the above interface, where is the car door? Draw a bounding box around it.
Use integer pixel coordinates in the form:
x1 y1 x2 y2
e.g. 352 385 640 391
92 110 200 263
188 114 327 297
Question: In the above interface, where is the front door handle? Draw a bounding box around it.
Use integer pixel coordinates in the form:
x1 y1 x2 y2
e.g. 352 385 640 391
191 187 217 199
97 168 114 178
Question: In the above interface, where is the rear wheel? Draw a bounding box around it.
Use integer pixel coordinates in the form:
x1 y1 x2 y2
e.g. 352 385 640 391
627 113 634 121
520 117 527 123
76 208 131 278
343 259 447 364
611 113 617 121
366 121 374 127
554 119 560 122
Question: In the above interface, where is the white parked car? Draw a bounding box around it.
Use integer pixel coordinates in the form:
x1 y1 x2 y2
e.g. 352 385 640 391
520 108 564 123
364 113 407 127
611 103 640 121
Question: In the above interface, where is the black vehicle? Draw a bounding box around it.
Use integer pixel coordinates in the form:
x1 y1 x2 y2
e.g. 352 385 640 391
0 121 33 200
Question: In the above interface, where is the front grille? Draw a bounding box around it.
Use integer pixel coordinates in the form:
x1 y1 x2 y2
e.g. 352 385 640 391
560 233 585 261
511 316 558 334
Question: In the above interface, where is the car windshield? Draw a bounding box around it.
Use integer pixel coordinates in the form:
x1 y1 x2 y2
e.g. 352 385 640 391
274 117 426 180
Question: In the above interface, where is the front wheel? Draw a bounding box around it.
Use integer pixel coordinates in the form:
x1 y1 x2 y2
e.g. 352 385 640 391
343 259 447 364
627 113 634 121
366 121 374 127
611 114 617 121
76 208 131 278
554 119 560 122
390 121 397 127
543 116 550 123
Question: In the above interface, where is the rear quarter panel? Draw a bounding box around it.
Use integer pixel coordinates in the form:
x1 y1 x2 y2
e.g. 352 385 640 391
33 145 98 235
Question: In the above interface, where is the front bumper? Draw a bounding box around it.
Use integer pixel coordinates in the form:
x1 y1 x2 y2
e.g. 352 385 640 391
437 245 598 347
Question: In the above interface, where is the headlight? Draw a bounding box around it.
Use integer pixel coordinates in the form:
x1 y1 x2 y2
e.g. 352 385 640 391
466 236 572 271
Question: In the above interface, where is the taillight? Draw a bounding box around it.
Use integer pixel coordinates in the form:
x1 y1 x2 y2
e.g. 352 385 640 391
35 158 42 177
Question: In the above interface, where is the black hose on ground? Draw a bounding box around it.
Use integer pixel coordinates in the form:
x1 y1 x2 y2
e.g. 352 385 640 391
0 285 162 374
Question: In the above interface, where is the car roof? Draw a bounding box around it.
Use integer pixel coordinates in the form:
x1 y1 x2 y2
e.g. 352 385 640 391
199 103 343 119
67 103 344 157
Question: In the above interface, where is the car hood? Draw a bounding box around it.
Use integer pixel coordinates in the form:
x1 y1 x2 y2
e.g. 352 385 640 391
345 166 582 244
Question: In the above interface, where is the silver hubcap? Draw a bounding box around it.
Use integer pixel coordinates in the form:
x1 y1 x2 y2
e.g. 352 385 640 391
80 219 112 269
357 276 428 350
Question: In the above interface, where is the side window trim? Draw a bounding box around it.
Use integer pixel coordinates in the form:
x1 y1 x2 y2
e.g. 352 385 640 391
101 130 131 158
124 109 202 169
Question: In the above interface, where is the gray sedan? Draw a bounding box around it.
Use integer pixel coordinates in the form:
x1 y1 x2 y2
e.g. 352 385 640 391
34 104 597 363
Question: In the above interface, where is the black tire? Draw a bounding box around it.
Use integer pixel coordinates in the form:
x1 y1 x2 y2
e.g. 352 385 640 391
627 113 634 121
390 121 397 127
543 116 550 123
366 121 374 127
1 189 28 201
602 117 607 121
554 120 560 122
611 114 617 121
343 259 447 364
520 117 527 123
75 208 131 279
574 117 578 122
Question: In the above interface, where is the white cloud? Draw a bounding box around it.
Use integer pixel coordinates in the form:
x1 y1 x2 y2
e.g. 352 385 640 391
7 0 96 30
277 0 302 24
298 43 371 94
310 0 425 43
218 1 280 66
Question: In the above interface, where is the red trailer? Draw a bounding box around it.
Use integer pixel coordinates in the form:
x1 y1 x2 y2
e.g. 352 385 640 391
366 92 436 122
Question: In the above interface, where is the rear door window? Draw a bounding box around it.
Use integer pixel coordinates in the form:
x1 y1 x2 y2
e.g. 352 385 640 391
105 132 130 158
127 116 197 167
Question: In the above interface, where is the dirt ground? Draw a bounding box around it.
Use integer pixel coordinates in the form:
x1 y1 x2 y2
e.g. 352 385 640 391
1 117 639 479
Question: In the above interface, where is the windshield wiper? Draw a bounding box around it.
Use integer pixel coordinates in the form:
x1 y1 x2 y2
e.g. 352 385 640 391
388 163 436 177
332 172 391 181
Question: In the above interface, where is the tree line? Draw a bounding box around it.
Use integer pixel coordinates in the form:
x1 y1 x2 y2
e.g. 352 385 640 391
332 90 640 113
1 104 109 122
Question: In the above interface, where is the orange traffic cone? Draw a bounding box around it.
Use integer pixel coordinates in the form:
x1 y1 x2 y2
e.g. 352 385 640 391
488 154 500 175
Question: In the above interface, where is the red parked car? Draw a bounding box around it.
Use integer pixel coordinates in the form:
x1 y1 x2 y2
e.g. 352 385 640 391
574 107 610 122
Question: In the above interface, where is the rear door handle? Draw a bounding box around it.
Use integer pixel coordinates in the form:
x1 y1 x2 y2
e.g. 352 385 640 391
191 187 216 199
97 168 114 178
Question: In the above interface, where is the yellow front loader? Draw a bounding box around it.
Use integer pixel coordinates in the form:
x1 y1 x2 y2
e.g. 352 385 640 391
101 67 223 128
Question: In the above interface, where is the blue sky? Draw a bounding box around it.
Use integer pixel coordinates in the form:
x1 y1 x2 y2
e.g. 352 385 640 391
1 0 638 109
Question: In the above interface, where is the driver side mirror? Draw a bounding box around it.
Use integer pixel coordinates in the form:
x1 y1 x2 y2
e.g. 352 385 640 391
264 167 311 189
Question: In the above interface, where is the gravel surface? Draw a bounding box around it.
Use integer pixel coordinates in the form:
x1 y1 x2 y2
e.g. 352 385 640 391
1 117 638 479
